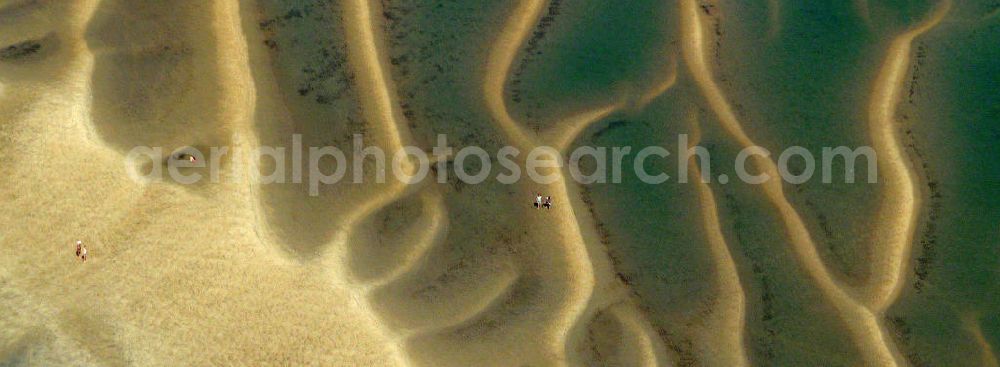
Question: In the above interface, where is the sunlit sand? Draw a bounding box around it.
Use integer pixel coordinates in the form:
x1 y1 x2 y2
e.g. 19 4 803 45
679 0 952 365
681 0 902 365
685 112 749 367
865 1 951 312
483 0 677 365
0 0 990 365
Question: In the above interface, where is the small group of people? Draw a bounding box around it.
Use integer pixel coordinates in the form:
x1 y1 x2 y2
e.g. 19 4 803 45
75 240 88 262
533 193 553 209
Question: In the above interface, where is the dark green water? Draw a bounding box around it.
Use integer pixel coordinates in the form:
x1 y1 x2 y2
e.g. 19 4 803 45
886 4 1000 364
556 0 999 365
508 0 675 131
374 0 999 364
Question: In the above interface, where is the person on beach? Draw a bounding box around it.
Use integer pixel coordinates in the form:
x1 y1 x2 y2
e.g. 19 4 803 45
534 193 543 209
75 240 82 257
543 196 552 209
80 245 88 262
177 153 196 163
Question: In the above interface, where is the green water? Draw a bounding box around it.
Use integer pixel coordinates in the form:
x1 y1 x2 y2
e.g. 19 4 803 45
579 96 865 364
886 5 1000 364
348 0 999 364
556 0 999 365
508 0 675 130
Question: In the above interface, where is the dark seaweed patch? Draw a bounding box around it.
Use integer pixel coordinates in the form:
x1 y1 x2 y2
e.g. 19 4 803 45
377 1 496 147
887 316 930 367
901 41 942 293
509 0 562 102
722 191 779 364
256 2 353 107
903 128 942 293
0 40 41 61
590 120 632 140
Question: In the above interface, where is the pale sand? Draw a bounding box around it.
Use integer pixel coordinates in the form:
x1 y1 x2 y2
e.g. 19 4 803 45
339 0 413 163
679 0 902 365
333 0 418 257
865 0 951 312
685 111 749 367
0 0 400 365
346 189 448 288
611 303 673 367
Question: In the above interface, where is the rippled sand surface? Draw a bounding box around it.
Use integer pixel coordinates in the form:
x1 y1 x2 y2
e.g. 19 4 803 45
1 0 998 366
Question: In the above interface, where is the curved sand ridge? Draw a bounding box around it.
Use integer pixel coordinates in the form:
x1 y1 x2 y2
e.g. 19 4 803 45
679 0 949 365
319 0 619 365
324 0 587 365
347 189 449 289
161 0 404 364
685 111 749 367
213 0 276 252
328 0 434 365
484 0 675 365
637 56 679 109
865 0 951 312
963 313 1000 367
603 302 673 367
326 0 424 267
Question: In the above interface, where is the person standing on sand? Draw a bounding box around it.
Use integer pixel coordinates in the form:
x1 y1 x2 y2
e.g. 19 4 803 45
534 193 543 209
80 245 88 263
176 153 196 163
543 196 552 209
75 240 82 257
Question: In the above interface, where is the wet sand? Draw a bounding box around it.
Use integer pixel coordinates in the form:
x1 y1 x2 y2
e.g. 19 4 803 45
865 1 951 311
1 0 993 365
679 0 954 365
680 0 903 365
482 1 679 365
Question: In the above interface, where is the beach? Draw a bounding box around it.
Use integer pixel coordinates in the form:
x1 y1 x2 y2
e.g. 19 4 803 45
1 0 998 365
